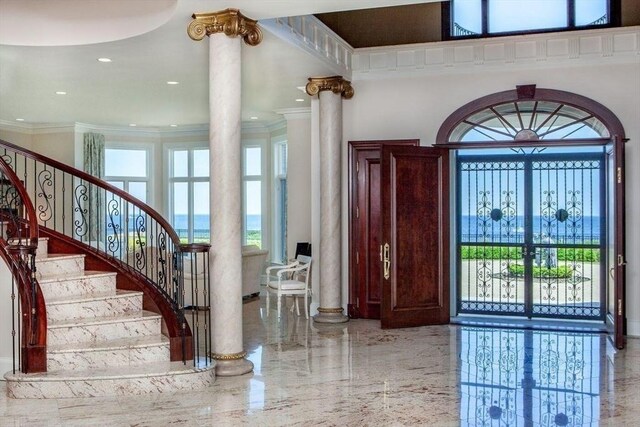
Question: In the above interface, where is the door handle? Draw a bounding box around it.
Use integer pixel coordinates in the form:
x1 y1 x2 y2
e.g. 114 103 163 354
383 243 390 280
618 255 627 267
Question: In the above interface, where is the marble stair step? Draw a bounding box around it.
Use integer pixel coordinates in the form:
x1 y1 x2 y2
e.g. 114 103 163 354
47 310 162 346
7 237 49 258
47 335 171 371
4 358 215 399
45 290 143 322
38 271 117 300
36 253 85 279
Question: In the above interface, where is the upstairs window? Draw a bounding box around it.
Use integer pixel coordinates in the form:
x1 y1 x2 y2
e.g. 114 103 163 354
450 0 615 38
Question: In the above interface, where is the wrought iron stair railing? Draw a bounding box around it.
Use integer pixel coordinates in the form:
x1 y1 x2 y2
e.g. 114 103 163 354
0 139 211 372
0 155 46 374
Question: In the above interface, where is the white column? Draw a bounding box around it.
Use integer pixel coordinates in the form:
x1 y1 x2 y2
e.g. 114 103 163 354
208 33 253 376
306 77 352 324
189 9 262 377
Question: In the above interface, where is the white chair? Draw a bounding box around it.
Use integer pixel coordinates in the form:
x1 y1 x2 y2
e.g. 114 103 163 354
266 255 311 320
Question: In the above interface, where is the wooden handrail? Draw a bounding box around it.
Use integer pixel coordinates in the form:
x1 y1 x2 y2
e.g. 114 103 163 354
0 156 39 246
0 138 180 246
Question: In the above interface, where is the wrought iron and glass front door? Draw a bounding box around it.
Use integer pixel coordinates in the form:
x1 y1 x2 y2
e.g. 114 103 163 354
458 152 604 320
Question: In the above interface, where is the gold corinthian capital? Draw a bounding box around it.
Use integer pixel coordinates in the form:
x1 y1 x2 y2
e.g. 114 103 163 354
187 9 262 46
305 76 354 99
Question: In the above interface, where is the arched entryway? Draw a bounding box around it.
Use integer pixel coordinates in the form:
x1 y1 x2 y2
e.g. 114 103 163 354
436 85 627 348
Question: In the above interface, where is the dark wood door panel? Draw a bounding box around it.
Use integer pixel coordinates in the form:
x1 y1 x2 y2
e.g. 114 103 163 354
606 137 626 349
381 146 450 328
348 140 419 320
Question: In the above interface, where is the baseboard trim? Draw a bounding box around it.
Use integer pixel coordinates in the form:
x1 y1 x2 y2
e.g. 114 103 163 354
0 357 15 380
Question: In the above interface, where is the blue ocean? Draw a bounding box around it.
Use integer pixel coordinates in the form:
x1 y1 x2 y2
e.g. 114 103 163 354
461 215 601 244
173 214 260 232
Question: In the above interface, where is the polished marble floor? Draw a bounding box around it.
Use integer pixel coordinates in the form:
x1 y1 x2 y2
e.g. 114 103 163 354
2 294 640 426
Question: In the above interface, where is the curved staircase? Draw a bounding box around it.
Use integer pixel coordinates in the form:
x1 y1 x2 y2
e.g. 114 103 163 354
4 238 215 398
0 139 215 398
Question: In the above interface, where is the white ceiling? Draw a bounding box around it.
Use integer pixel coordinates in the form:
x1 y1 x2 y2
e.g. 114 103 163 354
0 0 438 128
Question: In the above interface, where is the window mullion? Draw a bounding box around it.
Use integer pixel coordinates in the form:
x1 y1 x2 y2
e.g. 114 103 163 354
482 0 488 34
568 0 576 27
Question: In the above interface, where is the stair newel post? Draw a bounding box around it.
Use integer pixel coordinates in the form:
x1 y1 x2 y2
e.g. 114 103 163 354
179 243 212 367
10 265 17 373
28 246 37 346
6 243 47 374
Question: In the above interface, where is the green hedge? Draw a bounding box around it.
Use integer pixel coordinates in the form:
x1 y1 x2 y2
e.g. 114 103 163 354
507 264 573 279
460 246 600 262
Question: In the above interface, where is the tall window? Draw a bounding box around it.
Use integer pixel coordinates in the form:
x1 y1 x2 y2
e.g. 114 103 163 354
272 139 288 262
169 147 209 243
243 144 264 247
105 147 150 203
450 0 614 38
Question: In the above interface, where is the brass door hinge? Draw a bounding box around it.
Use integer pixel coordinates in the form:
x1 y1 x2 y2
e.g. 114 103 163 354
617 167 622 184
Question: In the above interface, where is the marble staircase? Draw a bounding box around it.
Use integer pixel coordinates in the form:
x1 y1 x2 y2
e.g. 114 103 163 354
4 238 215 398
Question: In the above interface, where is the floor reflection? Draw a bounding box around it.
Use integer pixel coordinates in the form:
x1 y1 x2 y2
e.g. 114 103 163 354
459 327 601 426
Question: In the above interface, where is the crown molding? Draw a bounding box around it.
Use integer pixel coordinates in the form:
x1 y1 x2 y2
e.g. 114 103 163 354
274 107 311 120
352 26 640 79
261 15 353 79
0 119 77 134
0 120 289 139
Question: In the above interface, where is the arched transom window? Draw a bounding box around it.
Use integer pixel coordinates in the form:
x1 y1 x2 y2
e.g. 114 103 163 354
437 85 625 146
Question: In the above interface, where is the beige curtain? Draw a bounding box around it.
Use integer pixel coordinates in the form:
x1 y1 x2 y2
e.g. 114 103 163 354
83 132 105 243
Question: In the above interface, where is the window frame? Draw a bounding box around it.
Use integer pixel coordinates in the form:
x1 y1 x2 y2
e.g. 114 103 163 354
442 0 621 41
165 143 210 243
104 142 153 206
271 135 288 263
242 139 269 249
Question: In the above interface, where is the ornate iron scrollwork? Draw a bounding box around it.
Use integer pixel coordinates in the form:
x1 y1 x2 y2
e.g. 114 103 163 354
73 184 88 237
37 169 53 222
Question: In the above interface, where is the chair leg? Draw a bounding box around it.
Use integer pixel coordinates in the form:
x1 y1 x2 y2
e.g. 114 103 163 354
295 297 301 316
304 291 308 319
266 290 270 316
277 293 282 321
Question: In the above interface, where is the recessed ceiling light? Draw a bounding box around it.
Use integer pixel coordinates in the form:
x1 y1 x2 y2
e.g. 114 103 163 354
170 124 178 127
250 116 258 120
15 118 24 121
295 98 305 102
97 57 112 63
55 91 67 95
129 124 137 127
166 81 179 85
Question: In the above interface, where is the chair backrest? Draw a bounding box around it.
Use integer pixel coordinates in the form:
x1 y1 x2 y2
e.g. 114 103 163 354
295 255 311 285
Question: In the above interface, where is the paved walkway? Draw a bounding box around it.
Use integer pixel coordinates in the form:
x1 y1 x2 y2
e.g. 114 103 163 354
459 260 602 306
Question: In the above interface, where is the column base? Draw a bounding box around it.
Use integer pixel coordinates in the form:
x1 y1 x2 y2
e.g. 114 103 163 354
211 352 254 377
313 308 349 324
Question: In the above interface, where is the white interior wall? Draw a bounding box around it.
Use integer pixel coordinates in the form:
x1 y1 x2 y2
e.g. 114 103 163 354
342 61 640 333
0 257 16 378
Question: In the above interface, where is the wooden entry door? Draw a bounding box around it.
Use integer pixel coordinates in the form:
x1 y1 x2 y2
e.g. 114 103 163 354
348 140 418 319
381 145 450 329
606 137 626 349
